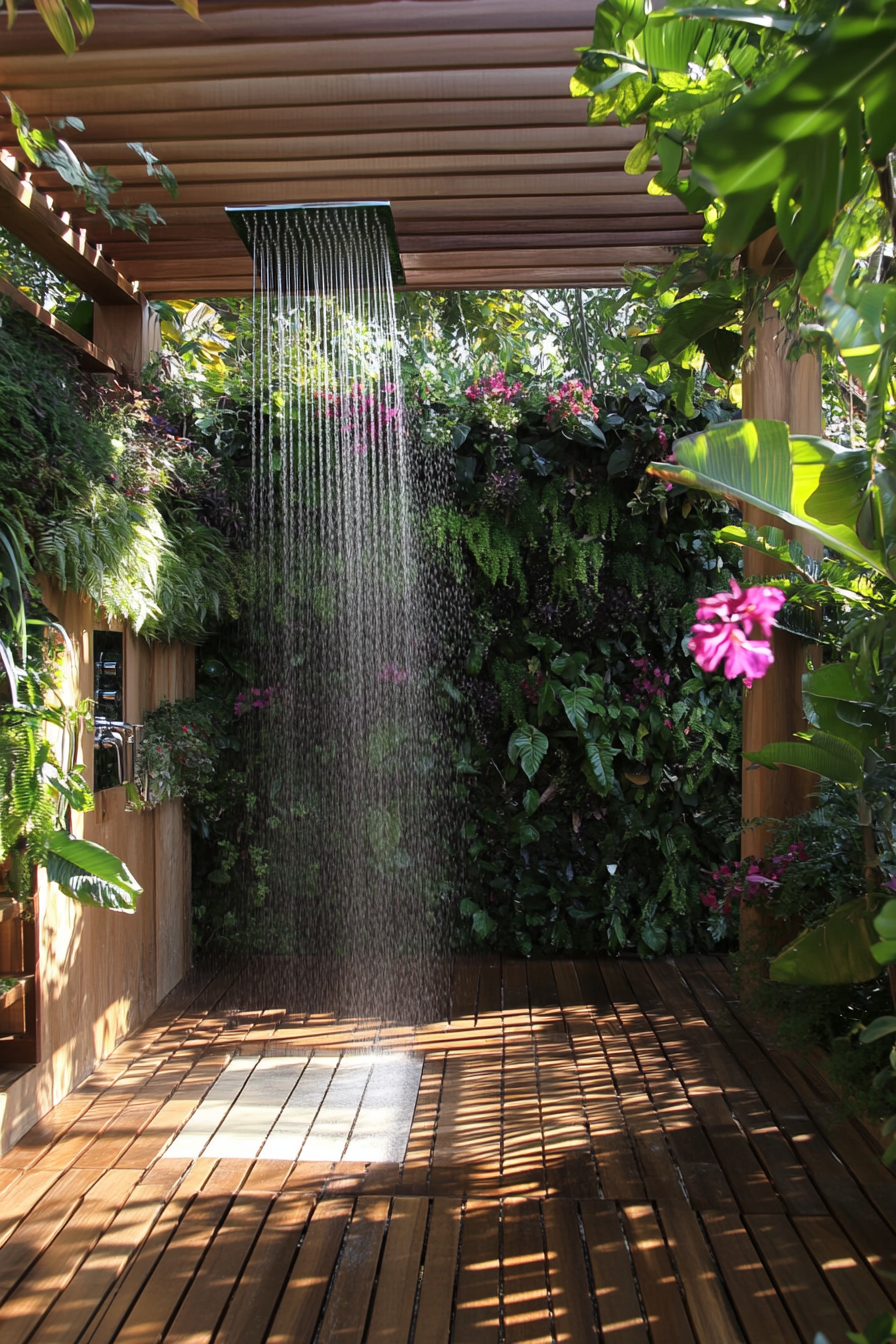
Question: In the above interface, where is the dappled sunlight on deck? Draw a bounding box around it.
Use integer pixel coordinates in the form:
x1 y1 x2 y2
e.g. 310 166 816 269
1 954 895 1341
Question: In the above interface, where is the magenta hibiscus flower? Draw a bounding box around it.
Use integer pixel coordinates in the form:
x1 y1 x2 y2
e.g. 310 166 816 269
690 579 785 688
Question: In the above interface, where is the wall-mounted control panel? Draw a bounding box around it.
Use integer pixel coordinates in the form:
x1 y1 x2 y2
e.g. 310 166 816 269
93 631 141 791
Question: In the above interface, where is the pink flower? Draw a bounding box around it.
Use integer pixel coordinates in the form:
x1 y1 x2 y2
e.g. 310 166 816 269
691 579 785 688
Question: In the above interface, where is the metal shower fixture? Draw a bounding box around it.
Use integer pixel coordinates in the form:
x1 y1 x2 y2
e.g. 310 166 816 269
226 201 406 286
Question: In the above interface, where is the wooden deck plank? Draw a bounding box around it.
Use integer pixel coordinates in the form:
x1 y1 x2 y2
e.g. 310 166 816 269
701 1211 801 1344
0 1167 101 1304
28 1180 175 1344
266 1197 354 1344
622 1203 697 1344
543 1197 599 1342
80 1160 217 1344
580 1200 648 1344
213 1184 320 1344
502 1198 552 1344
501 1042 544 1194
0 1168 140 1344
164 1190 278 1344
794 1215 895 1329
399 1053 443 1193
659 1200 745 1344
453 1199 501 1343
744 1214 852 1344
366 1197 428 1343
413 1198 462 1340
317 1196 390 1344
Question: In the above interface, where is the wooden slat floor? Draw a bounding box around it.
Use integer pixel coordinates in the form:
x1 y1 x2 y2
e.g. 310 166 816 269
1 954 895 1343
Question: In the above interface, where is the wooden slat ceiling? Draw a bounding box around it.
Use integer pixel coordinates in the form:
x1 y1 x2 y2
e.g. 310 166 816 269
0 0 704 294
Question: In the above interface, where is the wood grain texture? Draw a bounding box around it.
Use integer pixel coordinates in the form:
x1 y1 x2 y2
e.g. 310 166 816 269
1 956 891 1341
0 2 699 291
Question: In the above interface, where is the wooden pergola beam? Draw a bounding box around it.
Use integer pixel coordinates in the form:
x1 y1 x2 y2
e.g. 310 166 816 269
0 157 139 306
0 273 122 375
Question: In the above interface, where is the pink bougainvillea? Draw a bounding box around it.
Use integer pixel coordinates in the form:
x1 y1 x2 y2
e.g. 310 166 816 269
545 378 598 427
700 842 808 914
234 686 276 718
318 382 400 454
464 371 523 405
690 579 785 689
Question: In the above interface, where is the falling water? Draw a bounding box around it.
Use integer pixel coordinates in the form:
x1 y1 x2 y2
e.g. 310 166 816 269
234 205 457 1024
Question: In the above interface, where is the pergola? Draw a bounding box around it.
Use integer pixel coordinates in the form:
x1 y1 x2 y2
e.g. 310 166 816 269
0 0 705 296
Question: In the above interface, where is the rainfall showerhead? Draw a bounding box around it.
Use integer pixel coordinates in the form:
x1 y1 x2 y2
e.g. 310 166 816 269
226 201 406 287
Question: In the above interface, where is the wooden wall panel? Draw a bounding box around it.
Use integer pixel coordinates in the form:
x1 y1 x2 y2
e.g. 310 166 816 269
0 580 194 1153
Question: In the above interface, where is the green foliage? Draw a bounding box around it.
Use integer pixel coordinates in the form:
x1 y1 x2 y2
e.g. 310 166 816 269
442 374 744 956
652 417 896 579
770 896 881 985
135 696 223 808
0 305 241 642
0 509 139 908
45 830 141 912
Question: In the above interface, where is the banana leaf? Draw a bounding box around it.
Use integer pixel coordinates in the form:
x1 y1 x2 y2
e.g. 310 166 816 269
744 730 863 786
45 830 142 912
647 419 896 581
769 896 881 984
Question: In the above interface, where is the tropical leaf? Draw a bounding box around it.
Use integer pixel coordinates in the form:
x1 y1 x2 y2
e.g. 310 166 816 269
692 0 896 266
874 900 896 941
34 0 77 53
648 419 896 580
584 734 617 795
744 730 864 786
559 686 596 733
508 724 549 781
45 830 141 912
859 1015 896 1044
654 296 741 360
769 897 881 985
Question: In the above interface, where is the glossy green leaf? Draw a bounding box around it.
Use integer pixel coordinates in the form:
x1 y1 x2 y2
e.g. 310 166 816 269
648 419 896 580
875 901 896 941
744 730 864 786
654 296 741 361
65 0 95 38
45 830 142 912
672 5 802 32
692 3 896 264
508 724 549 781
769 897 881 985
584 735 616 795
859 1015 896 1044
559 687 596 733
872 938 896 966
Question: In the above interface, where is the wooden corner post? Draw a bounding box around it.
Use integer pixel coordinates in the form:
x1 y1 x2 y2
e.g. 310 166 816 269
93 293 161 381
739 233 823 954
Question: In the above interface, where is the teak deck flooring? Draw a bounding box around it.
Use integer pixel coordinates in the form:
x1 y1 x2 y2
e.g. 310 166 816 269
0 955 894 1343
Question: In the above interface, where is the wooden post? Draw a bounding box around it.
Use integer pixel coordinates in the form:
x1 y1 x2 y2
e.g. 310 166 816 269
93 293 160 381
739 235 823 954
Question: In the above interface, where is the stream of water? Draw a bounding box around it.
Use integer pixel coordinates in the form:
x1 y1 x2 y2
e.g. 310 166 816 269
237 205 458 1024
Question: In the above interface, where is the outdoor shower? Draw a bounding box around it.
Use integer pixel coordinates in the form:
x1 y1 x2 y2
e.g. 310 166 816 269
227 202 457 1023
